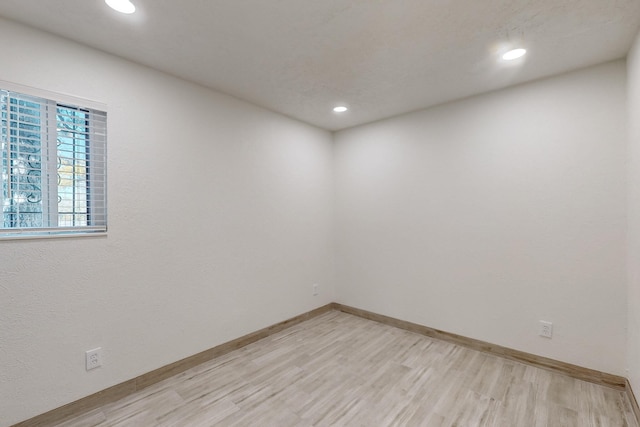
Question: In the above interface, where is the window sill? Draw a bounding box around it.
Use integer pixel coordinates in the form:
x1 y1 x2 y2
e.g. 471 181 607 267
0 230 107 241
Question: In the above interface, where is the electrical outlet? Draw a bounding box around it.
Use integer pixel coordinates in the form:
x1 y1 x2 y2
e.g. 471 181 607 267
539 321 553 338
85 347 102 371
313 283 319 296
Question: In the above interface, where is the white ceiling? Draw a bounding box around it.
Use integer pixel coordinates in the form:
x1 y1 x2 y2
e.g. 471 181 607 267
0 0 639 131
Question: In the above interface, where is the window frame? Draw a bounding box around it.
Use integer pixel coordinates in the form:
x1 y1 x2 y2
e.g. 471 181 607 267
0 80 107 240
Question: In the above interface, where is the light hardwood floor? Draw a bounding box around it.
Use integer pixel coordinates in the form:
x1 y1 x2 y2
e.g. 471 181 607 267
54 311 637 427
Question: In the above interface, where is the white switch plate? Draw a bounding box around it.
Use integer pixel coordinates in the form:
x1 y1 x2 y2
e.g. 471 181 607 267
313 283 319 296
539 321 553 338
86 347 102 370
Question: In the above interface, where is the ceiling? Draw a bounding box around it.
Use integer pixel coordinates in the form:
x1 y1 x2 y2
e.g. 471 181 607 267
0 1 639 131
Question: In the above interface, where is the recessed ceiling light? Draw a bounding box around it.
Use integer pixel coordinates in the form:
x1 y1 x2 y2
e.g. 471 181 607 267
502 48 527 61
333 106 348 113
105 0 136 14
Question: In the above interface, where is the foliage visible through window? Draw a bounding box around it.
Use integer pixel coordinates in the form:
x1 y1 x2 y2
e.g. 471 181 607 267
0 88 106 237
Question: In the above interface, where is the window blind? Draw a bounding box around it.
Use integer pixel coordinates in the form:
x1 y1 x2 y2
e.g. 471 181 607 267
0 88 107 238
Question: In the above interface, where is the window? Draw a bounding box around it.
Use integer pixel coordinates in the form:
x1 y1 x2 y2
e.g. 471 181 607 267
0 84 106 238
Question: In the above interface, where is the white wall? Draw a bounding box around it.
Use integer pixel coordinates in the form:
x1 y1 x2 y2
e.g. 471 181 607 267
0 19 335 427
628 31 640 397
334 61 628 375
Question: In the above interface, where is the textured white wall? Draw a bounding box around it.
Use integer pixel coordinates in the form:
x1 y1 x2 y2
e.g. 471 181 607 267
0 19 335 427
628 31 640 398
334 61 628 375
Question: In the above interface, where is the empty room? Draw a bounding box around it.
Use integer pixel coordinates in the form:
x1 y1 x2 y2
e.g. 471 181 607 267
2 0 640 426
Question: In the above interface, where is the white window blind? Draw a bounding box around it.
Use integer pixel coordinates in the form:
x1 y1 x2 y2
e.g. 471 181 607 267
0 87 107 238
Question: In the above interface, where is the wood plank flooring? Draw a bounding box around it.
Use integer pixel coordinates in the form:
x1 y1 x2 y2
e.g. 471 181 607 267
53 311 637 427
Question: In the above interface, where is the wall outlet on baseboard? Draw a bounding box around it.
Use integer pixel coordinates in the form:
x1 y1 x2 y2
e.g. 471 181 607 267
313 283 319 296
86 347 103 370
539 321 553 338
